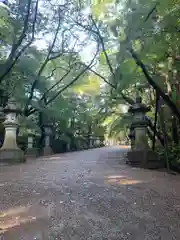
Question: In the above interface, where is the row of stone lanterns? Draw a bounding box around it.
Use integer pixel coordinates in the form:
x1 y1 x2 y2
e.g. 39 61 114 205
0 98 53 163
89 136 103 148
0 93 163 167
0 97 105 164
126 93 163 169
26 125 53 157
26 124 53 157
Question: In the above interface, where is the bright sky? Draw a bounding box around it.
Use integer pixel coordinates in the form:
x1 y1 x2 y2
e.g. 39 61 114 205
34 33 96 63
32 4 95 63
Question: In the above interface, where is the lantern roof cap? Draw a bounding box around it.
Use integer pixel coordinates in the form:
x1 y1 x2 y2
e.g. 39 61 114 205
128 96 150 113
4 97 21 113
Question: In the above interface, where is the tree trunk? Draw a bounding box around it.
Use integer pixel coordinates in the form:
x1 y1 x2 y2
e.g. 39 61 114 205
171 116 179 144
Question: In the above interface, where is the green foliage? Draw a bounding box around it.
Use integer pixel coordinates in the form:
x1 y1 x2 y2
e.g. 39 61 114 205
156 143 180 168
1 0 180 157
0 6 13 44
0 0 108 151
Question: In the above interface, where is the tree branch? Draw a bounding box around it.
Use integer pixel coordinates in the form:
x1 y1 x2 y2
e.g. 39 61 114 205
90 16 115 76
10 0 32 58
26 44 100 116
24 7 62 114
144 2 158 22
46 49 99 105
129 47 180 119
41 69 72 101
78 61 134 105
0 0 38 83
68 17 98 36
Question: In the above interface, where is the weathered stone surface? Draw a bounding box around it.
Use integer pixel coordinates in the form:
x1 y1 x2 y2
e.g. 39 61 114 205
42 126 53 156
42 146 53 156
127 150 164 169
127 96 161 169
0 148 25 163
0 98 25 163
25 148 38 158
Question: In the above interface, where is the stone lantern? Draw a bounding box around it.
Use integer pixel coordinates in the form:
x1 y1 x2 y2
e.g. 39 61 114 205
100 136 104 146
42 124 53 156
128 96 150 149
0 103 4 123
92 137 95 148
97 137 100 147
67 142 70 151
0 103 5 148
0 98 25 163
26 129 38 157
127 96 162 169
0 89 6 121
89 136 93 148
128 123 135 150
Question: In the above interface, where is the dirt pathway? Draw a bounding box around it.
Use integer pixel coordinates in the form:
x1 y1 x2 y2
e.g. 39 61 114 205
0 147 180 239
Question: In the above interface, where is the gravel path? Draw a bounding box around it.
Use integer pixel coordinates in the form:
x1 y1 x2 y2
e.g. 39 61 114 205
0 146 180 239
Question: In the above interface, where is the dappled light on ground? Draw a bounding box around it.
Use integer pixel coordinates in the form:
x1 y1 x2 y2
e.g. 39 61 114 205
1 148 180 239
0 205 36 233
119 145 130 149
0 203 52 234
105 175 142 185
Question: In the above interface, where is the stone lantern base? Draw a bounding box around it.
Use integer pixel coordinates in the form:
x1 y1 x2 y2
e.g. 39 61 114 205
126 149 164 169
25 148 38 158
0 148 25 164
42 146 53 156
